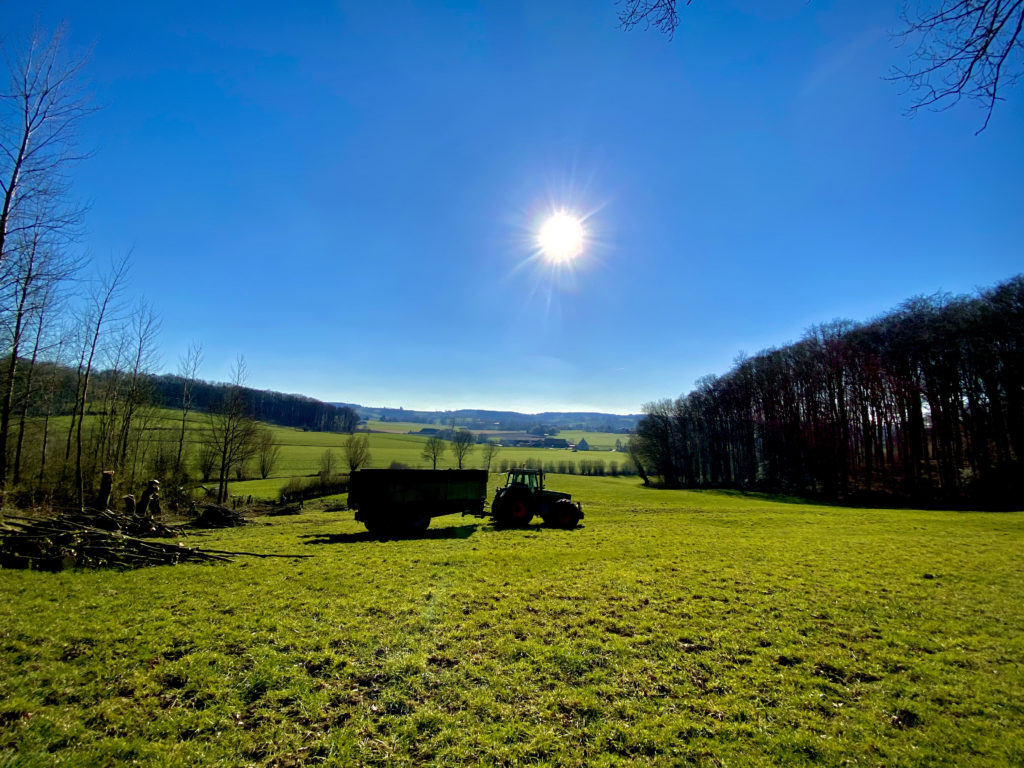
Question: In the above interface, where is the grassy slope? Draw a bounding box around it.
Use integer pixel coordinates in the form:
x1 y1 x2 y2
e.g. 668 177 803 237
1 477 1021 766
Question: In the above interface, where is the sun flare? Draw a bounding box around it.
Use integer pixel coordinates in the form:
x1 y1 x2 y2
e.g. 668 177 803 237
538 212 584 263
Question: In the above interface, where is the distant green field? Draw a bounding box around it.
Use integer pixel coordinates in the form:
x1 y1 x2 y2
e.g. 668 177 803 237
1 478 1021 766
365 420 628 452
365 420 440 433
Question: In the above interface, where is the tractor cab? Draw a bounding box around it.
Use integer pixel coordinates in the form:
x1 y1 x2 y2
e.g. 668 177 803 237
505 468 543 491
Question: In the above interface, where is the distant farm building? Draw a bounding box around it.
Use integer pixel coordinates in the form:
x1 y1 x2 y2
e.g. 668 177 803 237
496 433 569 449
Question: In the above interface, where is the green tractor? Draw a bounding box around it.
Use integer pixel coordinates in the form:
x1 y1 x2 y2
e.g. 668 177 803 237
490 468 583 528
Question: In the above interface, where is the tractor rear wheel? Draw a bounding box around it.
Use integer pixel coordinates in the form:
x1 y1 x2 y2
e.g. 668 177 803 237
493 488 534 527
545 498 581 529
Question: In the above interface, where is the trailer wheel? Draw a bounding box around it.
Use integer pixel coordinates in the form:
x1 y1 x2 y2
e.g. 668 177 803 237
493 488 533 527
363 518 389 536
546 499 582 529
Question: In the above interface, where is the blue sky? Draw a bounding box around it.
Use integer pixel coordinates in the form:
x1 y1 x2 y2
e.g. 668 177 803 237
9 1 1023 414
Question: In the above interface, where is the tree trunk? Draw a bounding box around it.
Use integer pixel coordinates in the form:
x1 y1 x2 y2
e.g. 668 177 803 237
137 479 159 517
13 316 46 486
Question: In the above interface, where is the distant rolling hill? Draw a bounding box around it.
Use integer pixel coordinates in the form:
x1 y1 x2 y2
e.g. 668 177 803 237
330 404 641 433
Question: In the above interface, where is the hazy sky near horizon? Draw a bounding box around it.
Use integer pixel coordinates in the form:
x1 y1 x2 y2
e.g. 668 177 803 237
9 1 1023 414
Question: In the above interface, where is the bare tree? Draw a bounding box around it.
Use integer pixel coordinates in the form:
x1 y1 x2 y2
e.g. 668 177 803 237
344 433 371 472
205 356 259 504
450 429 475 469
627 433 651 486
319 448 338 480
71 257 128 508
12 286 56 486
0 219 77 492
617 1 1024 130
0 28 90 498
1 27 90 274
481 440 500 471
114 300 161 475
421 435 447 469
175 341 202 473
87 301 162 494
195 441 218 483
35 331 71 495
256 428 279 480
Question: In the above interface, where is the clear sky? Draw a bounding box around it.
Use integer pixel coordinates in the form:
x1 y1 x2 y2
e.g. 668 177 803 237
9 1 1023 414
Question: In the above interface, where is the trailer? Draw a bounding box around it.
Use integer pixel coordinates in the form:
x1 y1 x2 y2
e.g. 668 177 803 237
348 469 488 534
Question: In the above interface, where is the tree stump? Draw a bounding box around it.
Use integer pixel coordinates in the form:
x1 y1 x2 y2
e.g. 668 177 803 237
123 495 136 515
96 471 115 511
137 480 160 517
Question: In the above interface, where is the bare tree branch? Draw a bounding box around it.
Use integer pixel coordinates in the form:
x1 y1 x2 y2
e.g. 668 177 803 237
617 0 688 38
617 1 1024 131
1 26 93 272
891 0 1024 132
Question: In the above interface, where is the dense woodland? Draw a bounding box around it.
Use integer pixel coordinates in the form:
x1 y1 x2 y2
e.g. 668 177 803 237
150 376 358 434
630 277 1024 508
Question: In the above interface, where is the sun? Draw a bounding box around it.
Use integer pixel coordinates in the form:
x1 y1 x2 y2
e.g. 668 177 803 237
538 211 584 264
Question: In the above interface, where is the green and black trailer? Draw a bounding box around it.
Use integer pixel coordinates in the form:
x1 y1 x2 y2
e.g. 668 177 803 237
348 469 488 535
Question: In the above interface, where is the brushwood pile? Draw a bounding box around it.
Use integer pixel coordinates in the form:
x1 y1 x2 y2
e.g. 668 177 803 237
0 508 231 571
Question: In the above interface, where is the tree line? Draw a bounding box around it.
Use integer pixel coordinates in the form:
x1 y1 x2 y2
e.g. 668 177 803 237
149 375 358 434
630 277 1023 508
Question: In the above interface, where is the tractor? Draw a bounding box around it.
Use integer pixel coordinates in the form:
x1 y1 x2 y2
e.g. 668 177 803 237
490 468 583 528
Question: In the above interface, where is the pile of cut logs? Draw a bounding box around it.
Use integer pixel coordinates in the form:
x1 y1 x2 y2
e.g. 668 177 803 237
0 471 306 571
187 504 251 529
0 510 231 570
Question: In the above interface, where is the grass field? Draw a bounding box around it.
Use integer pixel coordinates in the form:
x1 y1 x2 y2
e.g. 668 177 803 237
364 420 442 434
1 476 1021 766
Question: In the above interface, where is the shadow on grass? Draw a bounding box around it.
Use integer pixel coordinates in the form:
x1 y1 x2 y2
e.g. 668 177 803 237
661 486 1021 513
302 523 480 545
487 522 585 532
690 488 836 507
637 482 833 507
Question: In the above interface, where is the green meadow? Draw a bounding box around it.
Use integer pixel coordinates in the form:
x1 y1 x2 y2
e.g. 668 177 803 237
365 421 628 452
78 410 629 501
1 476 1021 766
